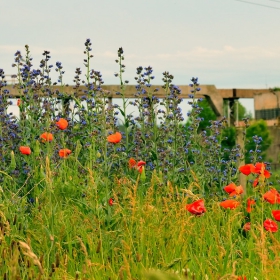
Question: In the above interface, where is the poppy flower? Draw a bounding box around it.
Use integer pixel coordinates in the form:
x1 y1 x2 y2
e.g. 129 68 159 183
129 158 137 169
263 189 280 204
58 149 71 158
243 222 251 232
128 158 146 173
239 162 270 178
56 118 68 130
186 199 206 216
137 161 146 173
240 163 270 188
264 219 278 232
40 132 54 142
107 132 122 144
224 182 244 197
272 210 280 222
237 276 247 280
108 198 114 206
17 99 21 106
220 200 240 210
253 162 270 178
19 146 31 155
239 164 254 175
246 198 256 213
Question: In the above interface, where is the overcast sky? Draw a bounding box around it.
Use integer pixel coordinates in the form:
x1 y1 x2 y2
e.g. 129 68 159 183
1 0 280 115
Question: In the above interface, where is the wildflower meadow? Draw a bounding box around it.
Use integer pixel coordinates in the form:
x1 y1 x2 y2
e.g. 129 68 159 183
1 39 280 280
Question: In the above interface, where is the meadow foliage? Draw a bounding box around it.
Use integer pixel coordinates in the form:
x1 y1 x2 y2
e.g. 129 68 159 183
0 39 280 279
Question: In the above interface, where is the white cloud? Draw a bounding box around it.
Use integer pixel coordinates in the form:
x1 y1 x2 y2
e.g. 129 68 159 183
153 45 280 62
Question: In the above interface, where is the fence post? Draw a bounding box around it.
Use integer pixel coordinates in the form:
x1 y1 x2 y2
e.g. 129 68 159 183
236 127 247 193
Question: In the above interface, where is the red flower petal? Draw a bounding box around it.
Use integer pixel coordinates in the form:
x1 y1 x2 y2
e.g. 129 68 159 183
243 222 251 232
220 200 240 210
137 160 146 167
19 146 31 155
186 199 206 216
224 182 237 194
128 158 137 169
239 164 254 175
264 170 271 178
40 132 54 142
264 219 278 232
59 149 71 158
108 198 114 206
56 118 68 130
246 198 256 213
253 177 259 187
107 132 122 144
263 189 280 204
272 210 280 222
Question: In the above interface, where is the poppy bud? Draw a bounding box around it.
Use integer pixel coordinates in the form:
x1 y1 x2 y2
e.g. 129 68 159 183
140 166 146 181
108 198 114 206
10 151 16 169
34 140 41 157
75 140 82 158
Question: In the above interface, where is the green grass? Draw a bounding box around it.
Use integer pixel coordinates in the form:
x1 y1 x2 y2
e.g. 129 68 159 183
1 167 280 279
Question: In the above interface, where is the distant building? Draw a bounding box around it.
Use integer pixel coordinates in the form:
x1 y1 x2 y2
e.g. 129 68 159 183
254 89 280 126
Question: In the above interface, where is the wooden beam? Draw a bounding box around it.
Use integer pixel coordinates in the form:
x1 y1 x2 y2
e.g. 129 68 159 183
2 84 271 118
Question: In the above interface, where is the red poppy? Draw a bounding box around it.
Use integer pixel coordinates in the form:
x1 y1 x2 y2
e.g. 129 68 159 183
107 132 122 144
128 158 146 173
272 210 280 222
243 222 251 232
19 146 31 155
56 118 68 130
40 132 54 142
246 198 256 213
220 200 240 210
264 219 278 232
186 199 206 216
17 99 21 106
137 160 146 173
239 164 254 175
252 162 270 178
224 182 236 193
224 182 244 197
239 162 270 178
108 198 114 206
58 149 71 158
237 276 247 280
263 189 280 204
240 163 271 188
129 158 137 169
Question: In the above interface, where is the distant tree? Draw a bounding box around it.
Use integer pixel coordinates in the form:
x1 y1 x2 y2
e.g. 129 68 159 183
223 100 250 122
195 98 248 132
187 99 271 163
245 119 272 163
221 126 236 150
197 99 217 132
233 101 249 120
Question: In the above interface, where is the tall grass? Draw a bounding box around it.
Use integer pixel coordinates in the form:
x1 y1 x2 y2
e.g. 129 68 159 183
0 39 279 279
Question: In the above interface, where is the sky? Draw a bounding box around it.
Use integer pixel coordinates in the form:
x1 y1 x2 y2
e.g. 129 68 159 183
1 0 280 116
